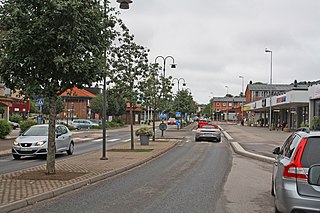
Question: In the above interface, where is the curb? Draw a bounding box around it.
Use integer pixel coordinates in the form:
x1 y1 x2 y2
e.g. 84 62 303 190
0 139 180 213
230 142 274 164
221 131 274 164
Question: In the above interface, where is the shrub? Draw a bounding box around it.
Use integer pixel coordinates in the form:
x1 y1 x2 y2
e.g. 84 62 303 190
9 114 22 123
0 120 12 139
311 116 320 130
135 126 154 137
20 120 37 133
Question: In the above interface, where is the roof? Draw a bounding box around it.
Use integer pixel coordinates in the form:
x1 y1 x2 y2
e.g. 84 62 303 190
60 87 96 98
212 97 246 102
247 83 308 91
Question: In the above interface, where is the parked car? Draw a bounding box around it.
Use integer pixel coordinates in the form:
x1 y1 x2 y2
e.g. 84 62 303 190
9 121 20 129
195 125 221 142
72 119 94 129
167 118 176 125
272 129 320 213
12 124 74 160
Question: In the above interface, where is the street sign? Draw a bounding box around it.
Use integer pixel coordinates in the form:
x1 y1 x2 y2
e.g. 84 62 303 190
159 114 168 119
176 111 181 118
37 99 44 106
159 123 167 131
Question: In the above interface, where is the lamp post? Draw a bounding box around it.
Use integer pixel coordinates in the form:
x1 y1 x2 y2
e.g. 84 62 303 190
265 48 273 130
239 75 244 121
225 85 229 121
154 56 176 79
116 0 132 9
172 78 186 92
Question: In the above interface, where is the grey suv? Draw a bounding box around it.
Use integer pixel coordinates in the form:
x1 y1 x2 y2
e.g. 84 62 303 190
272 129 320 213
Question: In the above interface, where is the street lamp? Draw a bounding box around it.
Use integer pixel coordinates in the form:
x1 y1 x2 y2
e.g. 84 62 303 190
265 48 273 130
239 75 244 121
172 78 186 92
154 56 176 79
116 0 132 9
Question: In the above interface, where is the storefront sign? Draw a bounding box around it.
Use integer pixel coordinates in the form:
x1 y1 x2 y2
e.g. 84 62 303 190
277 96 286 103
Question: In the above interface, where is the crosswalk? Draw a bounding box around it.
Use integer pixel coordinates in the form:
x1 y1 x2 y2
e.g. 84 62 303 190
74 137 131 143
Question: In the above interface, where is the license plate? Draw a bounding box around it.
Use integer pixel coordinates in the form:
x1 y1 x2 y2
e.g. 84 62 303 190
20 148 33 151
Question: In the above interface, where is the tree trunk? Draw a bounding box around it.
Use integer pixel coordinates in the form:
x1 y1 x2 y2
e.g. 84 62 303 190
130 102 134 150
47 97 57 174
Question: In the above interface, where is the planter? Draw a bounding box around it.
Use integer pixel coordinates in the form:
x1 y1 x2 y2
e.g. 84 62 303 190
140 135 150 145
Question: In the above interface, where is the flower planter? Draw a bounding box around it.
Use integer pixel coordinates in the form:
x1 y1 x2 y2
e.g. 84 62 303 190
140 135 150 145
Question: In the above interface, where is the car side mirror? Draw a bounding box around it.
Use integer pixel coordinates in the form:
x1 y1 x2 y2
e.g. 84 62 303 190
273 147 281 155
308 165 320 186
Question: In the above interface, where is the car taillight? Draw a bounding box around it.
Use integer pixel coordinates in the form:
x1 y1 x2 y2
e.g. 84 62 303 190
283 138 308 180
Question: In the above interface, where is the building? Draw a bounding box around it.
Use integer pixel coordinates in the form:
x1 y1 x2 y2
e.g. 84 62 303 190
60 87 96 121
243 81 309 129
308 80 320 127
212 96 245 121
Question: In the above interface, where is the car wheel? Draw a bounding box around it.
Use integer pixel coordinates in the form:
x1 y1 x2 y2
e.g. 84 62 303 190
67 142 74 155
195 138 199 142
13 154 21 160
274 205 281 213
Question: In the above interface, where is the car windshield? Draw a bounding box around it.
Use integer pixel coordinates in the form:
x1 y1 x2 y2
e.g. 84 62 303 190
23 126 48 136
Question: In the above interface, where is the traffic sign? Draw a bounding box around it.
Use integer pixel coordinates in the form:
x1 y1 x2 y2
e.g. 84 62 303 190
37 99 44 106
176 111 181 118
159 123 167 131
159 114 168 119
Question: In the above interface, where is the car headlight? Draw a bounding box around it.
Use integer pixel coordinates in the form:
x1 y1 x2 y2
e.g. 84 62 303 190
13 140 19 146
35 141 46 146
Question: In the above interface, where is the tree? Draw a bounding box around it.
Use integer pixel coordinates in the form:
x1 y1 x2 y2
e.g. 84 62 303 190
90 88 126 117
140 63 162 141
0 0 116 174
110 24 149 150
173 89 197 120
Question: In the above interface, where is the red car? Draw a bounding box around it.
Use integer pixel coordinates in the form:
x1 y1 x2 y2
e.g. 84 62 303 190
198 119 208 128
167 118 176 125
198 119 219 129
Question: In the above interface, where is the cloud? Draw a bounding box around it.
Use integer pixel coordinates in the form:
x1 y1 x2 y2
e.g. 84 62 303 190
111 0 320 104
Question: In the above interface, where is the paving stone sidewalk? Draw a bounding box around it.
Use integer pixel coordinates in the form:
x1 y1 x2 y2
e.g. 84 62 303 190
0 138 182 213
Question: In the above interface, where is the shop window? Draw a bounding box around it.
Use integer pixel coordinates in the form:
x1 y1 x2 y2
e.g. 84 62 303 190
315 99 320 117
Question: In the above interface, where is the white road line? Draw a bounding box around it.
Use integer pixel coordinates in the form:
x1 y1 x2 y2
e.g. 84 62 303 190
124 139 131 142
74 138 93 141
108 139 119 142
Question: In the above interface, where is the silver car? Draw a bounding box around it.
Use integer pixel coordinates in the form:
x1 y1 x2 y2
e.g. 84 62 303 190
195 125 221 142
71 119 95 130
12 124 74 159
272 129 320 213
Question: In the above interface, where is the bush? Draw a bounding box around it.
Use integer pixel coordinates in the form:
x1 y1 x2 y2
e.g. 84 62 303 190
311 116 320 130
9 114 22 123
20 120 37 133
0 120 12 139
135 125 154 136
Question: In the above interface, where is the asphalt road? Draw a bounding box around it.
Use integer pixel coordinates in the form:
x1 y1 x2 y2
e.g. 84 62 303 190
14 132 233 213
0 130 132 174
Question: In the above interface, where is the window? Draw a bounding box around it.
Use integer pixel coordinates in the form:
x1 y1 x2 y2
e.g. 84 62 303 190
315 99 320 117
228 103 232 107
223 103 226 106
216 103 220 106
282 134 300 158
301 137 320 167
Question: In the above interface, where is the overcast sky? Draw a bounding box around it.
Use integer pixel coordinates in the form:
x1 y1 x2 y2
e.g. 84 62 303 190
110 0 320 104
